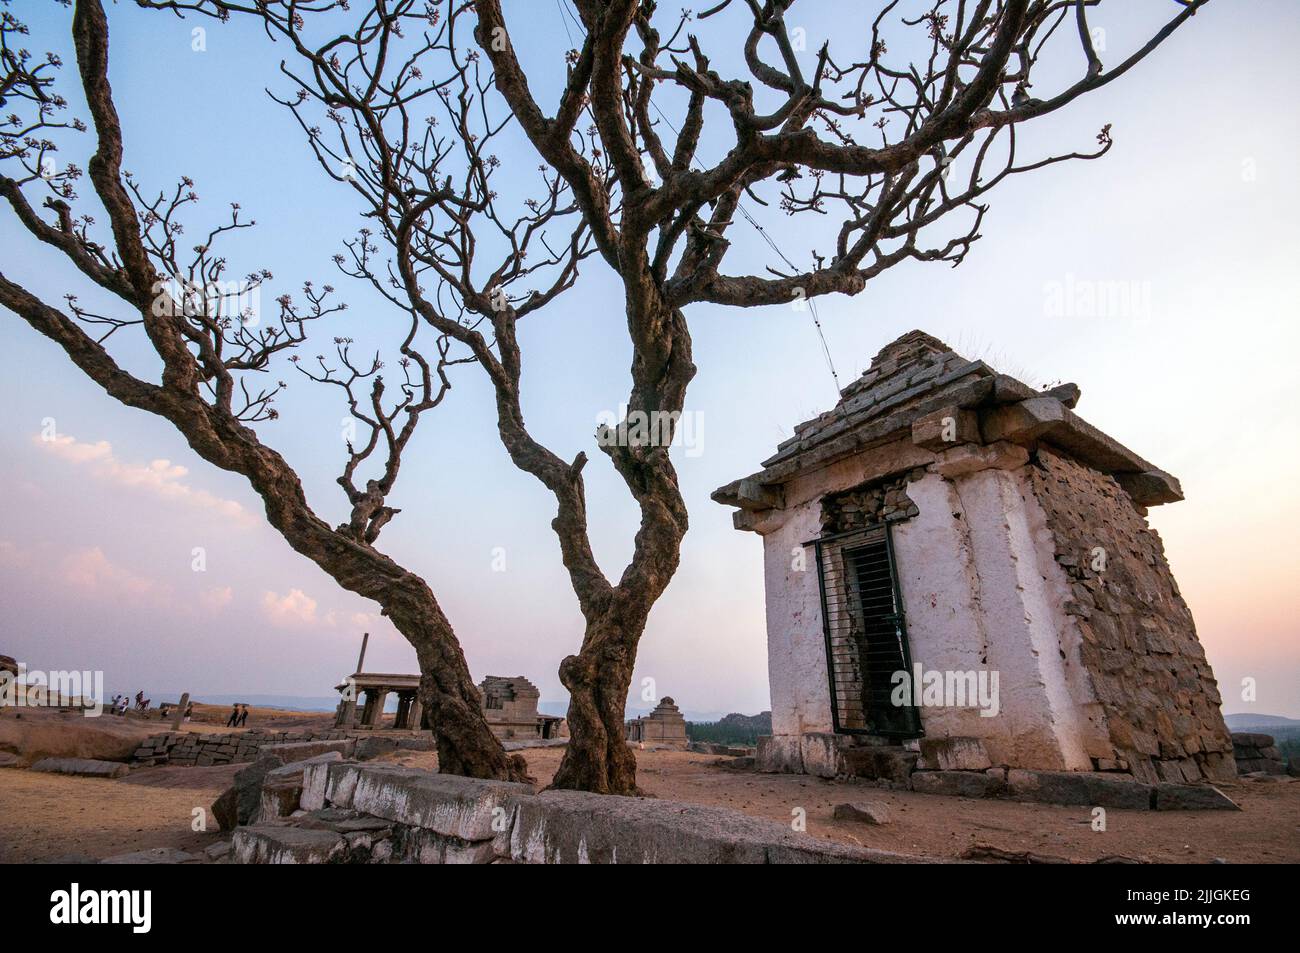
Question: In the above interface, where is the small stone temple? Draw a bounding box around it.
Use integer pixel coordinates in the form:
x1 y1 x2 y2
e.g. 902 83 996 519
334 673 424 730
478 675 567 740
626 697 690 748
334 672 565 740
713 330 1235 785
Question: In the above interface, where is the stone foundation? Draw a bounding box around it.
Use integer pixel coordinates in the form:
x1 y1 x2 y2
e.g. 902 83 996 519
755 731 1239 810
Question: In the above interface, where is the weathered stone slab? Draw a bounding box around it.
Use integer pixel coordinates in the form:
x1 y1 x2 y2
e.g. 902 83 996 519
755 735 803 773
400 828 497 865
800 732 851 778
911 406 980 451
261 739 355 762
1006 769 1153 809
1153 783 1240 811
231 825 344 865
911 770 1003 799
918 737 992 771
508 790 933 864
842 746 917 783
255 752 344 822
31 758 129 779
300 755 341 812
932 440 1029 478
328 763 533 842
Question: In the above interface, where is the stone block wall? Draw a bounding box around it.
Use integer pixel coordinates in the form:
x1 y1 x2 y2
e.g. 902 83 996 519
132 728 358 767
1025 448 1235 783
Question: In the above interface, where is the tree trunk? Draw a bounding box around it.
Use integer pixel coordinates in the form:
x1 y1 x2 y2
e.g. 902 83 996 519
333 563 531 783
551 616 641 794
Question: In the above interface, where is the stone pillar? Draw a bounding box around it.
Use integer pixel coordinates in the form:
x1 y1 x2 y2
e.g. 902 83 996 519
408 696 424 732
364 689 389 728
171 692 189 731
394 692 413 730
335 698 357 729
358 690 377 728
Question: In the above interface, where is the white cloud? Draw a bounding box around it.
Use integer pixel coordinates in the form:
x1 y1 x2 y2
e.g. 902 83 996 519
34 433 253 525
261 588 318 627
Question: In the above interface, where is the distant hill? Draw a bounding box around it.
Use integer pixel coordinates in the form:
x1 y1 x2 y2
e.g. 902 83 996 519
1224 713 1300 729
687 711 772 746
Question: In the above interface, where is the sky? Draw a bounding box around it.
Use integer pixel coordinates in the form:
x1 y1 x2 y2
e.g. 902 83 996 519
1 0 1297 720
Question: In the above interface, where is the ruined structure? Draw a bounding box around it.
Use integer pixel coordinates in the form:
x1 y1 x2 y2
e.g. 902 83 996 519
334 673 424 730
626 696 689 748
334 672 565 740
714 331 1234 785
478 676 566 741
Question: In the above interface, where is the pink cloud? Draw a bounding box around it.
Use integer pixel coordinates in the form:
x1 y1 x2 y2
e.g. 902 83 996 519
199 586 234 611
61 546 168 607
34 433 253 525
261 588 318 628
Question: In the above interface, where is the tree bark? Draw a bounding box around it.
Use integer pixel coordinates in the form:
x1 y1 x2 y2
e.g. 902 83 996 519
551 615 641 794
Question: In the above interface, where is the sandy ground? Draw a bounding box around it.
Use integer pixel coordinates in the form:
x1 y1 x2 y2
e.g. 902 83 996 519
3 743 1296 863
0 764 237 863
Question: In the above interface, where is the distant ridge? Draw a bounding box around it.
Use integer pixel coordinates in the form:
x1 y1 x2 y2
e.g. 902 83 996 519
1224 713 1300 729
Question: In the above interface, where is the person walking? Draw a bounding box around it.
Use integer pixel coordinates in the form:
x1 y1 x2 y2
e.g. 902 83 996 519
235 704 249 728
225 703 240 728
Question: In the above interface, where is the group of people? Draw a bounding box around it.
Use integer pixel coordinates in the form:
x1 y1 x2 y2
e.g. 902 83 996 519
225 703 251 728
107 691 151 716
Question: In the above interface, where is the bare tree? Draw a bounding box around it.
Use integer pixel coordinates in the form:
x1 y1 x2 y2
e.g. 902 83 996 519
142 0 1207 794
0 0 530 782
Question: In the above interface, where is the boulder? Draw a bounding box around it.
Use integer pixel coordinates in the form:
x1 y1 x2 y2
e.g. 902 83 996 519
210 753 287 832
832 801 892 825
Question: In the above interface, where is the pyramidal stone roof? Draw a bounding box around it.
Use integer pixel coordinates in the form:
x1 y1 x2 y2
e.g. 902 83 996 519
713 329 1182 513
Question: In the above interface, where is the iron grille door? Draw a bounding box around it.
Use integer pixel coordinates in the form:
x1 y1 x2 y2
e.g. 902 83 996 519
814 524 922 738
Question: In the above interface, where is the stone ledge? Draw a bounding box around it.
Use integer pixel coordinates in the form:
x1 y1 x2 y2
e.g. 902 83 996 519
231 825 345 865
325 762 533 842
233 761 945 864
